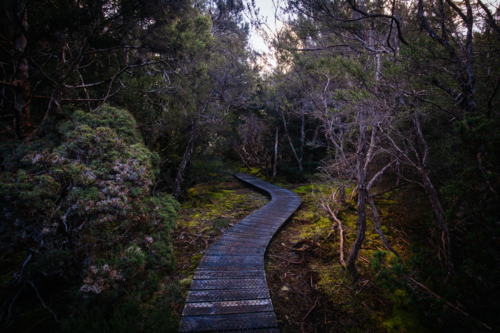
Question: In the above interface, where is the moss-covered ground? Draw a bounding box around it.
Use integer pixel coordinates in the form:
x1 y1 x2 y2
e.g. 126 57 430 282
172 173 434 333
264 182 431 333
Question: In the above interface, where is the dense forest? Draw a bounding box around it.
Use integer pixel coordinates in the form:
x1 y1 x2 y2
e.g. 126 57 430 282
1 0 499 332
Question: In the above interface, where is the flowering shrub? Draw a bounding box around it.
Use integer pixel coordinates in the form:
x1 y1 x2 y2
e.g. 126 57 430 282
0 105 178 296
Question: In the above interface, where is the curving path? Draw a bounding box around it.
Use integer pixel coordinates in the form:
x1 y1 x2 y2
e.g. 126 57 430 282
178 173 301 333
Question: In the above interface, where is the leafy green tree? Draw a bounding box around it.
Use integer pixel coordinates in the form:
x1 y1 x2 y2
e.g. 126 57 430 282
0 0 191 140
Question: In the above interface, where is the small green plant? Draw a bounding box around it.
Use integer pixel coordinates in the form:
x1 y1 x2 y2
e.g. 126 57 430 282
369 250 406 292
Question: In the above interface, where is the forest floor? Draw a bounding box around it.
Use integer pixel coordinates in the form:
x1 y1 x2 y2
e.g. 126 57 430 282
3 172 446 332
172 171 430 333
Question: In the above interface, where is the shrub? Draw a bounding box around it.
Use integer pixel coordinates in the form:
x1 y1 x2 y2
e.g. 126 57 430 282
0 106 178 326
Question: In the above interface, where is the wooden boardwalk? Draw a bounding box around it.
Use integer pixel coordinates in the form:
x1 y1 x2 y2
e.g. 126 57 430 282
178 173 301 333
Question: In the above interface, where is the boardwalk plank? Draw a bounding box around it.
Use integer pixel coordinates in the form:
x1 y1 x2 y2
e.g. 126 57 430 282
193 270 265 280
179 312 278 332
182 299 274 315
186 288 270 302
190 278 268 290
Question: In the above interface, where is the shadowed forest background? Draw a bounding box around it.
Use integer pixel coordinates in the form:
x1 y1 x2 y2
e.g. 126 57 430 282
1 0 500 332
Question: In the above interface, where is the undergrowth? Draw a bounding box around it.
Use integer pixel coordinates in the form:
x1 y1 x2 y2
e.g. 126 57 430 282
264 180 459 333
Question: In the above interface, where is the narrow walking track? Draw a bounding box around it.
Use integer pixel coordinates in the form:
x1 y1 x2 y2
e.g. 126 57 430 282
178 173 301 332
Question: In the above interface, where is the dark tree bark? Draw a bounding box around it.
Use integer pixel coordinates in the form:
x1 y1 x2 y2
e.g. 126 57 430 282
367 195 400 258
8 1 30 139
280 109 303 171
409 116 453 274
264 147 269 177
339 185 346 205
174 115 199 199
26 89 60 142
300 112 305 167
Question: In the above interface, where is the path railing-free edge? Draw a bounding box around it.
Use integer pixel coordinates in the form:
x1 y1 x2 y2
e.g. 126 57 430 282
178 173 301 333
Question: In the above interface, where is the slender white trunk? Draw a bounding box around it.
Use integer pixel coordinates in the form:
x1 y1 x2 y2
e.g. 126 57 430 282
272 127 278 181
347 109 367 275
281 112 303 171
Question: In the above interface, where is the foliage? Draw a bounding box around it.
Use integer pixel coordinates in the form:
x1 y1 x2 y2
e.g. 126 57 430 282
0 105 178 328
369 251 406 292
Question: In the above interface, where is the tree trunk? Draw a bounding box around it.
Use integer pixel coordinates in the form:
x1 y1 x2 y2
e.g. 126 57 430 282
367 194 400 258
418 165 453 273
12 1 30 140
347 187 367 277
281 113 303 171
409 116 454 274
300 112 305 168
25 89 60 142
272 127 278 182
264 147 269 177
347 110 368 276
174 116 199 199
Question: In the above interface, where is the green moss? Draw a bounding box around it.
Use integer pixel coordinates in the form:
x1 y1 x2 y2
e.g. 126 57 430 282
293 184 313 194
342 212 358 228
191 252 204 263
240 167 264 177
179 276 193 287
298 216 331 240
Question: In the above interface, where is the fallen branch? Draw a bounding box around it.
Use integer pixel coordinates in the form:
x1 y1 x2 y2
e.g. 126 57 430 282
302 296 319 321
187 232 210 238
367 194 401 259
347 186 358 206
323 202 346 268
187 232 210 246
355 280 370 295
358 256 370 264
